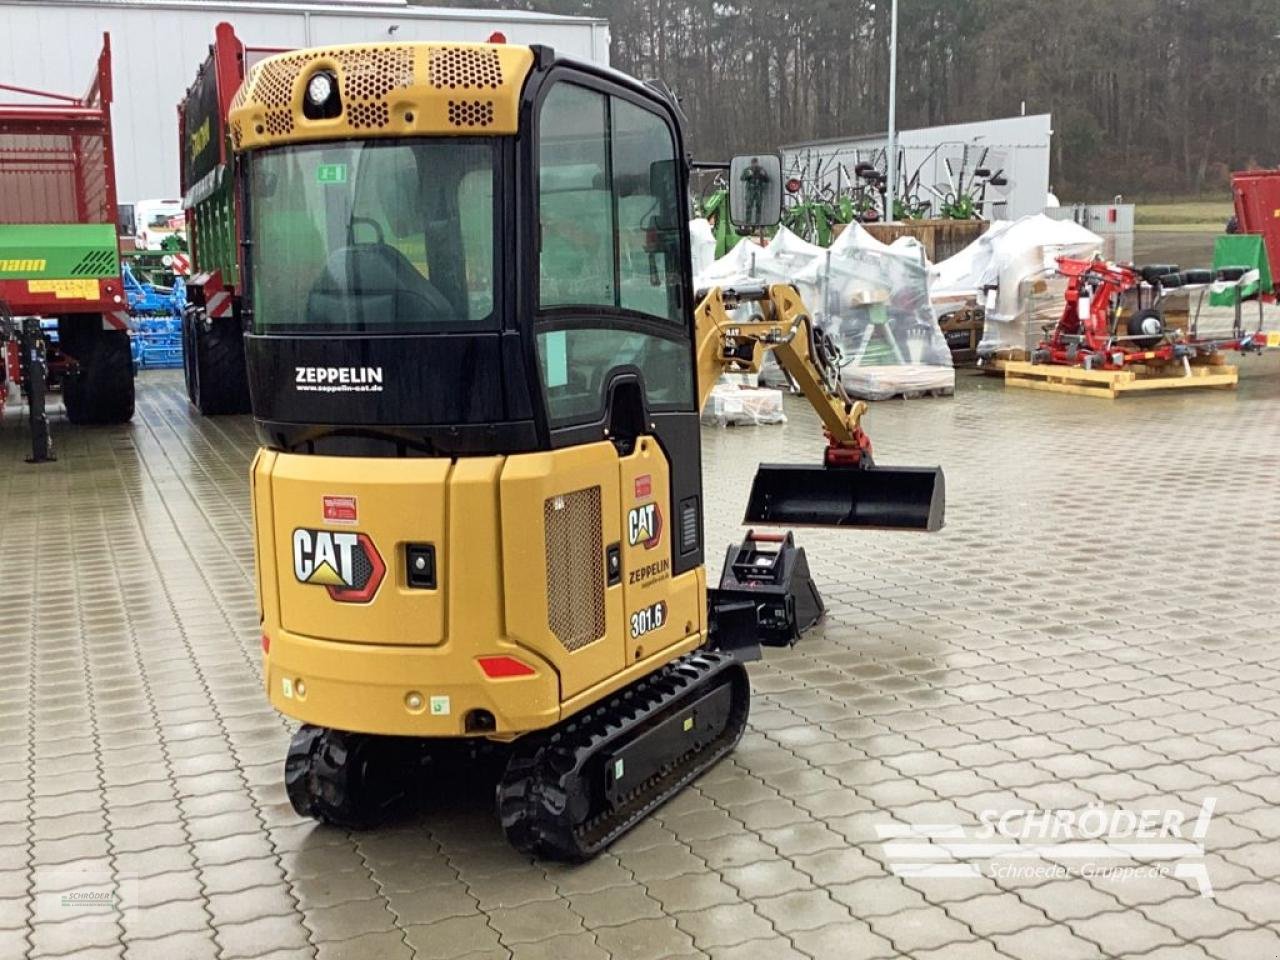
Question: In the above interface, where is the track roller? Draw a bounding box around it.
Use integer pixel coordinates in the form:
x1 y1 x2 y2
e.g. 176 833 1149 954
496 651 750 861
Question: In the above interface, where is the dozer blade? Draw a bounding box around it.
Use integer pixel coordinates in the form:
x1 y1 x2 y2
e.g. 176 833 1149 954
743 463 945 531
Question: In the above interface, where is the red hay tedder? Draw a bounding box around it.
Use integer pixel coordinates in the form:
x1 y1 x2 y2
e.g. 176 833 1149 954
1034 256 1268 371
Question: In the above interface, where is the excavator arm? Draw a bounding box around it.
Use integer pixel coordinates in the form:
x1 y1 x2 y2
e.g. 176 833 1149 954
693 282 945 531
696 282 872 464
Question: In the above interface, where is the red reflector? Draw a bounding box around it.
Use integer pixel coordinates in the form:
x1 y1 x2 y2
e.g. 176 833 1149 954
488 30 507 43
261 634 270 653
477 655 535 678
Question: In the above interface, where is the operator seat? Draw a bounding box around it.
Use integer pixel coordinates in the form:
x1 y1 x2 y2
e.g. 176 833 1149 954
307 243 455 327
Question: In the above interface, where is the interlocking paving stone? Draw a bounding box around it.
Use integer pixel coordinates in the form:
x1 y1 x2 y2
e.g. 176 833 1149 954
6 365 1280 957
314 930 413 960
303 897 398 941
567 886 663 929
121 930 220 960
214 913 313 958
487 899 584 944
591 916 697 960
401 915 502 960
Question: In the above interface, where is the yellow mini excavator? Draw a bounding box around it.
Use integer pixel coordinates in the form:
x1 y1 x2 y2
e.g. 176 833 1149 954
232 41 944 860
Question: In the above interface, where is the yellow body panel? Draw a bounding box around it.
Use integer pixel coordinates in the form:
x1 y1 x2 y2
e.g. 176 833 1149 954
255 439 707 737
616 437 703 662
228 42 535 152
499 442 625 699
270 454 450 646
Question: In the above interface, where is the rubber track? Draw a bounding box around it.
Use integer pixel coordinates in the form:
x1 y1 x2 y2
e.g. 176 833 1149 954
496 651 750 862
284 725 415 829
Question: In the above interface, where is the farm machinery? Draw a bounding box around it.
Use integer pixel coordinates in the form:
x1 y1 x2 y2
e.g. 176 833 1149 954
0 32 135 459
1034 256 1268 370
176 22 282 415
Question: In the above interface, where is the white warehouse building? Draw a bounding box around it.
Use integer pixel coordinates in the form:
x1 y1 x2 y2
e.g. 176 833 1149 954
0 0 611 203
784 114 1054 221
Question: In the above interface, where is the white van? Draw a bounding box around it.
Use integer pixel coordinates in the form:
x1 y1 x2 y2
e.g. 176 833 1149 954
133 198 186 250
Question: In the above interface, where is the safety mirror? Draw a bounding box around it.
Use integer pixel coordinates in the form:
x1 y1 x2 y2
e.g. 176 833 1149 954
729 154 782 229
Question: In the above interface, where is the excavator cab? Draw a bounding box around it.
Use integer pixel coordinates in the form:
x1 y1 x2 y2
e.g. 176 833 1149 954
232 41 943 860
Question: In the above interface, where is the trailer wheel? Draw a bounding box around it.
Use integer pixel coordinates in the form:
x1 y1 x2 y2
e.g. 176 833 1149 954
61 320 135 424
186 312 250 415
182 312 198 404
1126 308 1166 349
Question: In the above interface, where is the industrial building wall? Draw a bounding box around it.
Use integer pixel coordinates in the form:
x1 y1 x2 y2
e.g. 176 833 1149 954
783 114 1053 221
0 0 610 203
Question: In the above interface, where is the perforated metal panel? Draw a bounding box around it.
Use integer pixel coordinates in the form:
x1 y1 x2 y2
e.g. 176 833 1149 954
229 42 534 150
428 47 503 90
447 100 495 128
334 47 413 129
544 487 606 652
238 53 307 140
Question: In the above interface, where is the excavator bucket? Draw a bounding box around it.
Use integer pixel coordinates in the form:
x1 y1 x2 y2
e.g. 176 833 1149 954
743 464 945 532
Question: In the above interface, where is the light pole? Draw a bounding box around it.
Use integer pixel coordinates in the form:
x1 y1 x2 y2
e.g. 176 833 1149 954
884 0 899 222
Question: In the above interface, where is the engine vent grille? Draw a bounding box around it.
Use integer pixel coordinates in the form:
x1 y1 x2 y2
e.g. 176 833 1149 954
544 487 606 652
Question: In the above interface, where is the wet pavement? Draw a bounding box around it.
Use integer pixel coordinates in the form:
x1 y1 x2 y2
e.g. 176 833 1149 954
3 359 1280 959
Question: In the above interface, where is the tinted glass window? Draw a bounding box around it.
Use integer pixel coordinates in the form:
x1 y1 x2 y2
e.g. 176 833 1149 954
537 327 692 425
612 99 683 323
250 139 496 333
538 85 683 324
538 84 614 309
536 83 691 425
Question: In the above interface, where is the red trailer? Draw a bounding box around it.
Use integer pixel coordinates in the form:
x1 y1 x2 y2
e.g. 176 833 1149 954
178 23 286 415
1231 170 1280 298
0 32 134 450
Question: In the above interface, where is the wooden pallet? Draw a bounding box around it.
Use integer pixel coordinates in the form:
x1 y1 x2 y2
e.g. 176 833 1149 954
978 350 1028 375
1002 358 1238 399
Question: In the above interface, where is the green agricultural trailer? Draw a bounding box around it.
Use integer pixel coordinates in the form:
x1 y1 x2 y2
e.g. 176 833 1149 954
178 22 282 415
0 32 134 440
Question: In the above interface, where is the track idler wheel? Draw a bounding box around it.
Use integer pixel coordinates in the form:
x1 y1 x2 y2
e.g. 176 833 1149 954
285 725 417 829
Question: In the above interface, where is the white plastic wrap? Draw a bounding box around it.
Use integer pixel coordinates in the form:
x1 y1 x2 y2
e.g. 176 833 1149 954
927 214 1101 355
795 232 953 399
692 223 954 401
839 363 955 400
701 383 787 427
689 217 717 281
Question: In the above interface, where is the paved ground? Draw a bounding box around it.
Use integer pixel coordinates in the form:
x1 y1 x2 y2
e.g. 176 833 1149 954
3 359 1280 960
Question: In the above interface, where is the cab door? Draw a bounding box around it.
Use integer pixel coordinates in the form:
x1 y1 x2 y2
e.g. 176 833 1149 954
529 73 706 640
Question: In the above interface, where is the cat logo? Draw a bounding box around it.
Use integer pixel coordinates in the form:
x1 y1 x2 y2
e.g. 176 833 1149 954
627 503 662 549
292 528 385 603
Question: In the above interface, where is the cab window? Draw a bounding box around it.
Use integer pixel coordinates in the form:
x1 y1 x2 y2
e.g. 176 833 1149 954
536 82 690 426
250 138 497 333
